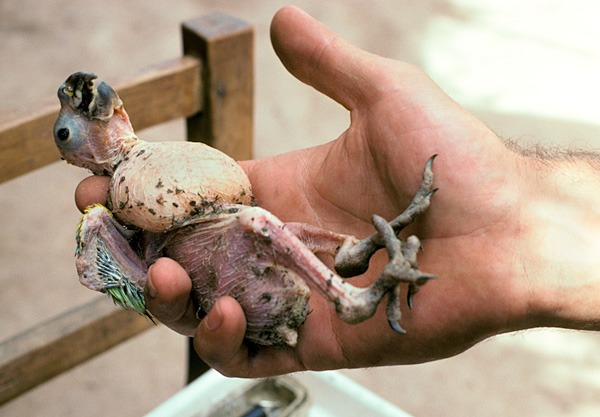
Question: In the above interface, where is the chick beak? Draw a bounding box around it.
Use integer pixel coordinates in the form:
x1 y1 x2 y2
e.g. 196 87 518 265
58 71 122 121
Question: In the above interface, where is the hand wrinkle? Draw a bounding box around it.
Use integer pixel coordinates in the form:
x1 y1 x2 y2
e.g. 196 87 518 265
304 144 375 231
332 317 353 368
360 128 397 216
299 153 325 228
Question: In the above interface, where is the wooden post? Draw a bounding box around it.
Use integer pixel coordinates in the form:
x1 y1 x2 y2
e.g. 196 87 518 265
182 13 254 161
181 13 254 381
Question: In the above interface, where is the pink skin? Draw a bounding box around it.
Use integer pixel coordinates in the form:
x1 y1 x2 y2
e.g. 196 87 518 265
56 94 138 176
58 74 254 233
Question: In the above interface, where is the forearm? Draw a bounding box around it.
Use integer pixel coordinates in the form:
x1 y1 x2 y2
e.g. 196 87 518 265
514 149 600 331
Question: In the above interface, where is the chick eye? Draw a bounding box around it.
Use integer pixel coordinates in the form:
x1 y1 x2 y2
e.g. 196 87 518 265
54 117 83 151
56 127 70 141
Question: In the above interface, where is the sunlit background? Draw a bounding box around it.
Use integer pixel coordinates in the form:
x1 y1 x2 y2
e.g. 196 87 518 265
2 1 600 416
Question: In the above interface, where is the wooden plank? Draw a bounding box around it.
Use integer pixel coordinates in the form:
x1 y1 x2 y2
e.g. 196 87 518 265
114 56 203 134
182 13 254 161
0 298 154 405
0 96 62 184
0 56 202 184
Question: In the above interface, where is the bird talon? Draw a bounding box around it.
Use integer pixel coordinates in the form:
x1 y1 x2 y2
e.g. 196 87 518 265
426 187 439 199
388 319 407 334
407 284 417 310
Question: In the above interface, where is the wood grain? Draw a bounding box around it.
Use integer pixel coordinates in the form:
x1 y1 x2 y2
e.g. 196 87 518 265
183 13 254 161
0 299 153 405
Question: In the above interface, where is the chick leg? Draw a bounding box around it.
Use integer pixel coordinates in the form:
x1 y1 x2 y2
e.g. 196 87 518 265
283 222 359 258
238 200 434 331
280 156 437 332
369 215 435 333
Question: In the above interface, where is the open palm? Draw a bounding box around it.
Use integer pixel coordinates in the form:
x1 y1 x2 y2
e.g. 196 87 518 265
76 6 535 377
186 7 530 376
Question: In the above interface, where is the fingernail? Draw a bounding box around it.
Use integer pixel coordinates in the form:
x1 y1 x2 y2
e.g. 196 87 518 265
205 302 223 331
145 264 157 299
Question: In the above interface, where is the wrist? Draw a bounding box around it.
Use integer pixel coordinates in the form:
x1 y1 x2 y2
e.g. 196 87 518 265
516 154 600 331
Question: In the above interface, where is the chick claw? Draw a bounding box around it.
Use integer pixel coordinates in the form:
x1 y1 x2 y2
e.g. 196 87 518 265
371 214 436 334
325 155 437 333
333 155 438 279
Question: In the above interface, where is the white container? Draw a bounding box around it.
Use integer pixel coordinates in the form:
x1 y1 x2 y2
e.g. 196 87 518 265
145 369 414 417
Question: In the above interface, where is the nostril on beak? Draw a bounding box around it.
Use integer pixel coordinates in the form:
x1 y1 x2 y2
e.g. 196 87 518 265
88 81 121 120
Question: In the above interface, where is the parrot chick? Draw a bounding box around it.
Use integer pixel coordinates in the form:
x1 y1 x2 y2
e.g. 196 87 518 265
54 72 437 347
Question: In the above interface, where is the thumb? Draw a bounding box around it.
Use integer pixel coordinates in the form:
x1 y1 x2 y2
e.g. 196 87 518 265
270 6 393 111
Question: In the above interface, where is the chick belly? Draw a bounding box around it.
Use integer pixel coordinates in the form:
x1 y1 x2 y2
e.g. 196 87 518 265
162 216 311 347
109 141 254 233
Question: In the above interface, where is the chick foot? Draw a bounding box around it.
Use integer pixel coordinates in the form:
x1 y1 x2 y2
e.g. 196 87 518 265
332 155 438 332
370 214 435 333
333 155 437 278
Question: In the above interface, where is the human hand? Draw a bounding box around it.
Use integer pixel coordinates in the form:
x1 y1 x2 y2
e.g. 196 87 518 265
184 5 529 376
76 6 600 377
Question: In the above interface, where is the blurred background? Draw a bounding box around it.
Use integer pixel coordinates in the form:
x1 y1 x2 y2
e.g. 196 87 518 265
2 0 600 415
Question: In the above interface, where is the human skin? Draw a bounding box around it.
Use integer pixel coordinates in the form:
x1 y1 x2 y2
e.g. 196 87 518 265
75 6 600 377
